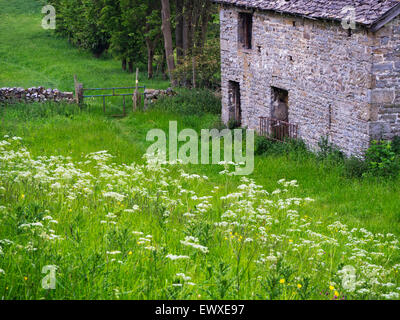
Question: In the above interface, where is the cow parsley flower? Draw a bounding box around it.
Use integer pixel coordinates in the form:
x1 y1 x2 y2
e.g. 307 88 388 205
166 254 190 261
180 236 209 254
106 251 122 255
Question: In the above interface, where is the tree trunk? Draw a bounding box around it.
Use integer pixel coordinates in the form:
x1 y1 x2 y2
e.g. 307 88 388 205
161 0 176 86
122 58 127 71
192 56 196 89
162 63 167 80
145 19 160 80
175 0 184 65
182 0 193 58
147 45 154 79
128 60 134 73
200 1 211 51
161 50 167 80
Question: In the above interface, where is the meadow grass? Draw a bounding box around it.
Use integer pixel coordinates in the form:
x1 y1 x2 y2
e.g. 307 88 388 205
0 0 168 92
0 0 400 300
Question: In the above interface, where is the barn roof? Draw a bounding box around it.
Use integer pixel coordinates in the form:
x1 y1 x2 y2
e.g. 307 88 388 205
213 0 400 31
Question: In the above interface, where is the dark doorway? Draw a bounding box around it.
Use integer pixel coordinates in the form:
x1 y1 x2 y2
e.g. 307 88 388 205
271 87 289 140
229 81 241 127
271 87 289 121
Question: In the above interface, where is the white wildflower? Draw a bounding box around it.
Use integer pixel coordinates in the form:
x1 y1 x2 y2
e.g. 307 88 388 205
166 254 190 261
106 251 122 255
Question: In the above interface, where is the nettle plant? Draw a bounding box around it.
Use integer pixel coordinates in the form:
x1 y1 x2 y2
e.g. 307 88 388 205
365 140 400 178
0 136 400 300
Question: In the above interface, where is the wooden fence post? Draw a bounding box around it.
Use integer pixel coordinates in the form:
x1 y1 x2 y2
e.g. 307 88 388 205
192 56 196 89
74 75 83 105
133 68 141 111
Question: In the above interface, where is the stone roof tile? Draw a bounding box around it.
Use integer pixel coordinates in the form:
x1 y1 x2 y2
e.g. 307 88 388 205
213 0 400 27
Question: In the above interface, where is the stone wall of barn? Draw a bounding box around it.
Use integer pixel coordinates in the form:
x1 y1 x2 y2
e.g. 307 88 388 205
370 16 400 140
220 6 376 156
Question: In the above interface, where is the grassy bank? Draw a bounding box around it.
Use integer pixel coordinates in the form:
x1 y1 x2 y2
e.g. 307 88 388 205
0 0 168 91
0 0 399 300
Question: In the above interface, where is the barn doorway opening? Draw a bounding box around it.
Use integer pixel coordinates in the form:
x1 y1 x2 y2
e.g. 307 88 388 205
228 81 242 127
271 87 289 140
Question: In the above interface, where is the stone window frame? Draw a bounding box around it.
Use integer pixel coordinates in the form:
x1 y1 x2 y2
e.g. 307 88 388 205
238 12 253 50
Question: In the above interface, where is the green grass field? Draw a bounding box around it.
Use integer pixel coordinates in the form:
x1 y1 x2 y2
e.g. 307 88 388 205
1 0 400 300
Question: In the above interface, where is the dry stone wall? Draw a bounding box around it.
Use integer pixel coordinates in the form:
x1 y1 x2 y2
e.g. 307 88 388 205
0 87 74 104
144 88 177 104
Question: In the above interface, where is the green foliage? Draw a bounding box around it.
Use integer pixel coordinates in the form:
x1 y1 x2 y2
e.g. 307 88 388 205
255 135 400 180
285 138 309 156
99 0 128 60
2 0 400 300
317 136 345 164
48 0 218 79
254 135 400 181
0 0 169 91
392 136 400 155
2 134 400 300
173 39 221 89
364 140 400 178
255 136 309 160
259 259 295 300
49 0 160 65
209 119 227 131
2 100 400 299
50 0 110 57
343 156 369 179
227 119 241 130
152 89 221 116
255 135 271 156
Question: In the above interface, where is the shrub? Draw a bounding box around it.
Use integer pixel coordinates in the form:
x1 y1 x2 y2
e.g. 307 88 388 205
343 156 369 179
255 135 273 155
173 39 221 90
255 136 309 158
227 119 241 130
392 136 400 155
209 120 227 131
364 140 400 178
152 89 221 116
286 138 309 154
317 136 345 164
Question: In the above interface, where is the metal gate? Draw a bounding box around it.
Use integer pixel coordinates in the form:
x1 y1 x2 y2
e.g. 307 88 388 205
259 116 298 142
83 86 146 116
74 75 146 117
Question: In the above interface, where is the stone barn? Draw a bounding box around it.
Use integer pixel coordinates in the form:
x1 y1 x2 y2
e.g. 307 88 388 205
214 0 400 156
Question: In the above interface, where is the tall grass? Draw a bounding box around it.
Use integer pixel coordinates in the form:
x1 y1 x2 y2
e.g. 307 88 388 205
152 89 222 116
0 0 167 92
1 135 400 300
1 0 400 300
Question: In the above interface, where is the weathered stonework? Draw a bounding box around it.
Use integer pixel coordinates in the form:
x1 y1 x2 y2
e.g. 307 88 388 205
144 88 177 104
0 87 74 104
219 5 400 156
370 18 400 140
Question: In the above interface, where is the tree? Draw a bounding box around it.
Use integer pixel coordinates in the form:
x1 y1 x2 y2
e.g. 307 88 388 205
172 0 218 88
49 0 220 86
120 0 147 73
161 0 176 86
175 0 184 65
50 0 109 57
100 0 128 70
144 1 162 79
